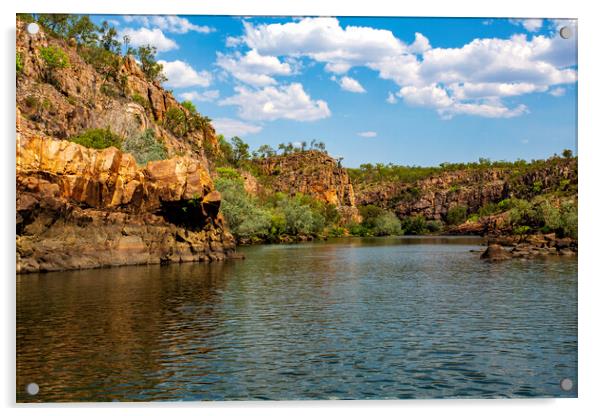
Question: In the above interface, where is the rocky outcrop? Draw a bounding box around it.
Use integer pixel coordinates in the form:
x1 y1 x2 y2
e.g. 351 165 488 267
16 20 219 168
477 234 577 261
16 133 236 273
355 159 577 223
255 151 361 223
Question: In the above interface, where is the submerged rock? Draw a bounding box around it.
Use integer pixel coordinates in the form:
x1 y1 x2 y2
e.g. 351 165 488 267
480 244 512 261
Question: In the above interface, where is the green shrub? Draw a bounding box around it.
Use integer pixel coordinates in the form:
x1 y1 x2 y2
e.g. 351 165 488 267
507 199 536 226
131 93 150 110
216 167 241 180
100 83 120 97
478 202 501 218
536 199 561 230
426 220 443 233
164 107 188 137
277 196 325 235
532 180 543 194
39 45 70 69
467 213 479 223
215 177 271 239
559 200 577 239
326 226 346 238
16 52 23 74
373 211 403 236
446 205 468 225
122 129 167 165
401 215 426 235
348 222 370 237
79 46 121 79
69 128 122 150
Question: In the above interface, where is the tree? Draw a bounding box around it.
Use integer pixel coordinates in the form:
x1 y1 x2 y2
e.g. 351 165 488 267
231 136 250 165
38 14 71 36
66 15 98 46
562 149 574 158
99 21 121 54
301 141 307 151
136 45 166 83
256 144 276 159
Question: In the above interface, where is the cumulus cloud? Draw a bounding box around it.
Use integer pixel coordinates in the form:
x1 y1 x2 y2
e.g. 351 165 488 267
337 76 366 93
179 90 220 102
549 87 566 97
123 15 214 34
158 60 212 88
509 18 543 32
238 17 406 74
357 131 377 138
120 27 178 52
386 92 398 104
212 118 263 137
225 17 576 119
220 83 331 121
216 49 292 86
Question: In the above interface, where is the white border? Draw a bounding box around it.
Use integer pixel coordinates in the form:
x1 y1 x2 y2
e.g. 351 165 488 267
3 1 601 415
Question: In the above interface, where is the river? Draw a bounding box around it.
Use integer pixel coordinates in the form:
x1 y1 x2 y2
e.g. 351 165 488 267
16 236 577 401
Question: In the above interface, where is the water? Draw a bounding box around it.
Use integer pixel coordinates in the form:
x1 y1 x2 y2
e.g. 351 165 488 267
16 237 577 401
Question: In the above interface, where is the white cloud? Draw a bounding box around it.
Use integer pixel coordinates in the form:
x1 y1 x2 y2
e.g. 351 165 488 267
158 60 211 88
239 18 406 74
120 27 178 52
408 32 431 54
549 87 566 97
509 18 543 32
338 76 366 93
357 131 377 138
212 118 263 137
226 17 576 119
398 84 528 119
216 50 292 86
220 83 331 121
123 15 214 34
179 90 220 102
386 92 398 104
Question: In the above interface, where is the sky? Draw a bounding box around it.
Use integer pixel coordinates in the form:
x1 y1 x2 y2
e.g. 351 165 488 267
95 15 577 167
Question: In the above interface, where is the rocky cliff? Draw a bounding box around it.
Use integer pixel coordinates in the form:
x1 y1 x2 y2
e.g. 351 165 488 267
16 20 218 167
254 151 361 223
354 159 577 222
16 20 236 273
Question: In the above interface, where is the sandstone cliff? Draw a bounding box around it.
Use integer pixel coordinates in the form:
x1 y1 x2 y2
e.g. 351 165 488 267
16 20 236 273
254 151 361 223
354 159 577 223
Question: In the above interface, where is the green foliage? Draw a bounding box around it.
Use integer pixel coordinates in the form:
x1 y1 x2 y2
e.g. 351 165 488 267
17 14 36 23
122 129 168 165
446 205 468 225
401 215 427 235
181 100 197 114
136 45 166 83
164 107 188 137
215 177 271 239
559 200 578 239
16 52 23 74
69 128 122 150
66 15 98 46
532 180 543 193
216 167 241 180
277 196 325 235
231 136 250 166
426 220 443 233
131 93 150 110
99 21 121 53
37 14 71 37
39 45 70 70
373 211 403 236
358 205 403 236
562 149 574 158
100 83 120 97
478 202 502 218
254 144 277 158
79 45 121 80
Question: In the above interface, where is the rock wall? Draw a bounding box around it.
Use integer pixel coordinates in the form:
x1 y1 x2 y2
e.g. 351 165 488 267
16 132 236 274
255 151 361 223
354 159 577 221
16 20 219 168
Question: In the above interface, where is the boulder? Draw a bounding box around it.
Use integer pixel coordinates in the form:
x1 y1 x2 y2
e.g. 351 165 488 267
481 244 512 261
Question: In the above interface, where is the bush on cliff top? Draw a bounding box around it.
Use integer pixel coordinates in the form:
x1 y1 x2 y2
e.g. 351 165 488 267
39 45 70 70
122 129 168 165
69 128 122 150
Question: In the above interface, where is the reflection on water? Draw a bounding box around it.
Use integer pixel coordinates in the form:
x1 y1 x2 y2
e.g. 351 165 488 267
17 237 577 401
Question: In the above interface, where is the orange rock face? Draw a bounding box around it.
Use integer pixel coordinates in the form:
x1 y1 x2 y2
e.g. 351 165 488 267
16 134 235 274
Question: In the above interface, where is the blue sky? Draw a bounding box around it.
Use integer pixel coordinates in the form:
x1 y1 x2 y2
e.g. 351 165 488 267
96 15 577 167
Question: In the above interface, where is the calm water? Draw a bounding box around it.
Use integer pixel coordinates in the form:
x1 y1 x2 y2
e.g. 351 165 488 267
16 237 577 402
